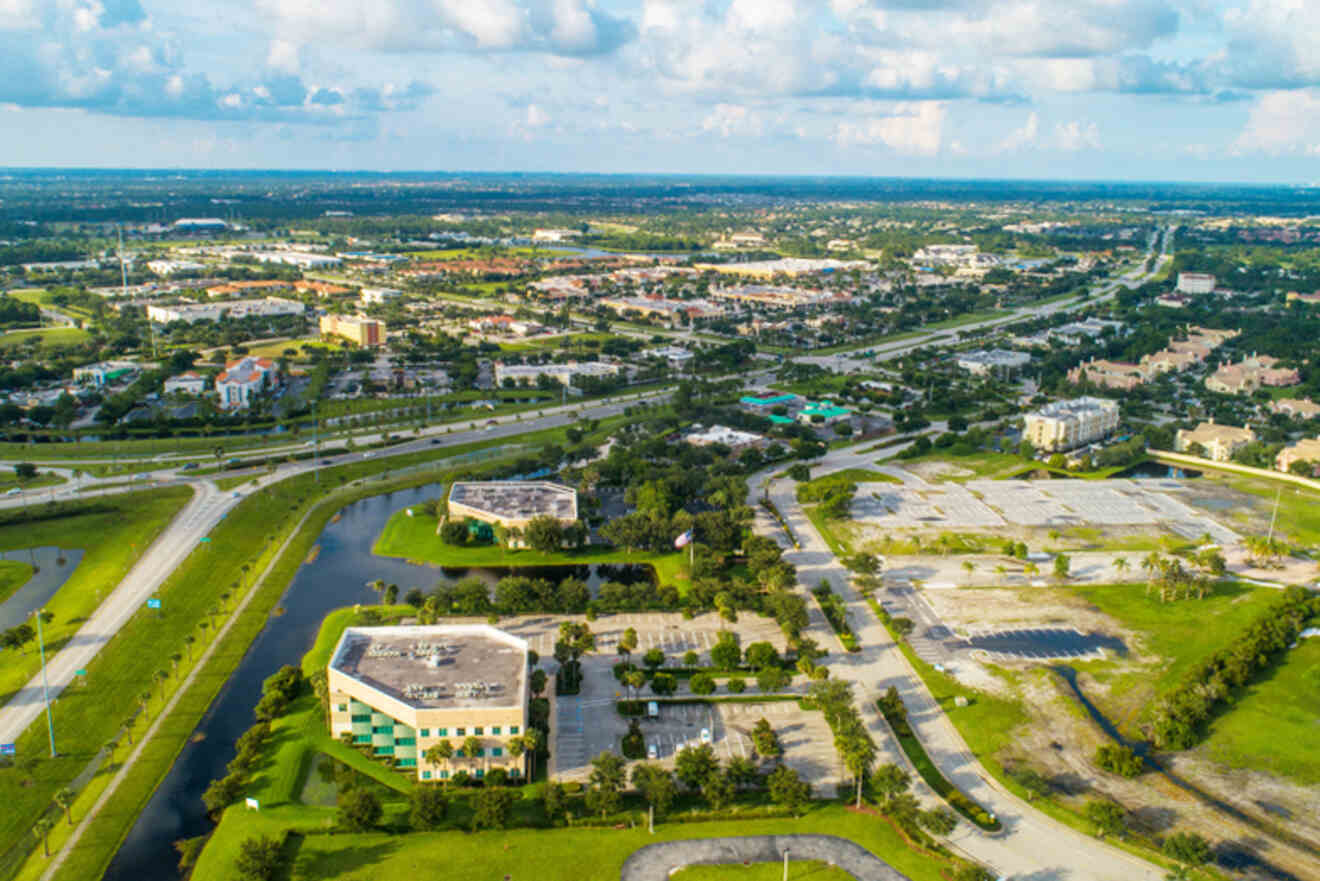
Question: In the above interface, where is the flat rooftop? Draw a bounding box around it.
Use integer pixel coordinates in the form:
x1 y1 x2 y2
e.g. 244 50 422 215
331 626 526 710
448 480 577 521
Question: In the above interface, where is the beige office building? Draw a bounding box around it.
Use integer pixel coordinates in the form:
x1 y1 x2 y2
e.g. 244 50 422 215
1023 397 1121 452
328 624 529 782
320 314 385 347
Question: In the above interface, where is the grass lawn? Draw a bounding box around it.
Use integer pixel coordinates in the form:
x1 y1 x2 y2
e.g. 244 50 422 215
891 450 1030 481
0 559 34 603
373 507 686 588
1066 582 1281 731
0 470 66 492
0 327 91 351
804 468 900 487
192 801 954 881
1212 473 1320 545
1198 636 1320 785
673 862 852 881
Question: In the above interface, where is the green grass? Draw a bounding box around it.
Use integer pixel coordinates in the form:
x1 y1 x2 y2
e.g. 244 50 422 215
893 450 1030 480
0 327 91 351
190 802 953 881
373 508 687 588
671 861 853 880
1066 582 1281 730
803 468 900 488
0 471 66 492
1210 473 1320 545
1198 636 1320 784
0 559 34 604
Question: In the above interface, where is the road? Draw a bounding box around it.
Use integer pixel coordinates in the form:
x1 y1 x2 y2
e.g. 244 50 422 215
752 441 1165 881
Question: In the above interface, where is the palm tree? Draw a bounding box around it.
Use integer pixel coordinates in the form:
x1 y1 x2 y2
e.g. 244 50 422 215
32 814 54 858
507 736 526 778
104 738 119 769
463 735 483 772
423 741 453 776
522 728 542 779
961 560 975 584
1141 551 1162 595
1023 561 1040 579
993 564 1007 584
1112 557 1130 580
183 634 196 661
55 787 75 826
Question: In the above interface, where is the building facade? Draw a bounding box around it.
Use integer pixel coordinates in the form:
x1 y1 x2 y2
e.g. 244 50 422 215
1023 397 1121 452
328 625 529 782
215 357 277 410
447 481 578 531
1174 422 1256 462
320 314 385 347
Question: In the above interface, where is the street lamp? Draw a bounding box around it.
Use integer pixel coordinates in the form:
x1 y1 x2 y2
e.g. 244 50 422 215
34 608 55 757
782 848 790 881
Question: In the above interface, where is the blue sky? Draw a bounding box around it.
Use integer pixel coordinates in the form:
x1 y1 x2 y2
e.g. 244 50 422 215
4 0 1320 182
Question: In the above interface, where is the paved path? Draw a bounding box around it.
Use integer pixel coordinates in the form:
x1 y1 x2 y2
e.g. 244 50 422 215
620 834 911 881
751 441 1165 881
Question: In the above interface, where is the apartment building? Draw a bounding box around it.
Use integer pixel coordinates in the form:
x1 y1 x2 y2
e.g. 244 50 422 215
1023 397 1121 452
1276 438 1320 473
1175 421 1256 462
328 625 529 782
1176 273 1216 294
320 314 385 347
1205 355 1300 395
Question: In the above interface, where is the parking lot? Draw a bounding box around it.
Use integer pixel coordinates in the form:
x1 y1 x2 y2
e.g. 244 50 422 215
963 626 1126 661
495 611 791 665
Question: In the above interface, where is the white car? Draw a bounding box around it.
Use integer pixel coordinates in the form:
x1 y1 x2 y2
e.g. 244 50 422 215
647 743 658 760
699 727 711 745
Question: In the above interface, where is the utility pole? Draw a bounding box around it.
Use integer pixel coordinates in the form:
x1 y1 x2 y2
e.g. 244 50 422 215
35 609 56 757
782 848 790 881
1267 484 1282 544
313 399 320 483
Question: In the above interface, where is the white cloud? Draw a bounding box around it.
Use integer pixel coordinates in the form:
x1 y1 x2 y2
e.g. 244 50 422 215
1054 119 1102 151
701 103 763 138
996 111 1039 152
524 103 550 128
833 101 944 155
267 39 301 74
1233 88 1320 155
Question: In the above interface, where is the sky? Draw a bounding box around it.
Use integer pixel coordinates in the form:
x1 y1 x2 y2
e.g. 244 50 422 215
3 0 1320 182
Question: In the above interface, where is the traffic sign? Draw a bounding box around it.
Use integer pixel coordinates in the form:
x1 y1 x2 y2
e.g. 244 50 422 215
200 537 211 543
75 669 87 677
0 744 14 756
146 598 162 610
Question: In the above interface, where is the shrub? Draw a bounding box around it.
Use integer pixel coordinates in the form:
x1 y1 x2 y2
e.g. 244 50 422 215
337 788 382 832
235 835 284 881
689 673 716 695
1094 743 1144 778
727 677 746 694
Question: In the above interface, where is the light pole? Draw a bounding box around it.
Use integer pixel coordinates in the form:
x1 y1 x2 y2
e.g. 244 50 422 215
782 848 790 881
34 609 55 757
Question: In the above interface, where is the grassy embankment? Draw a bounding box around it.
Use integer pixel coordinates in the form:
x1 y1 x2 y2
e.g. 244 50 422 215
15 416 632 881
374 507 686 588
0 560 34 604
674 864 852 881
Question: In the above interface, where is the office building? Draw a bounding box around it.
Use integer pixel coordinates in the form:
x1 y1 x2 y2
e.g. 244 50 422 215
320 314 385 347
447 481 578 530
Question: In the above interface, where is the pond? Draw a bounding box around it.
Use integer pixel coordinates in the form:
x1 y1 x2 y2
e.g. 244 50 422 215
0 546 85 631
102 483 651 881
1113 461 1203 479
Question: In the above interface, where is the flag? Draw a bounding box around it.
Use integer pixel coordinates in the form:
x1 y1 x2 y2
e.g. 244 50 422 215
674 530 693 549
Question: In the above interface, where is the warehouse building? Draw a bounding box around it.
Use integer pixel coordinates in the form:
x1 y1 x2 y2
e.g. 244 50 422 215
447 481 578 530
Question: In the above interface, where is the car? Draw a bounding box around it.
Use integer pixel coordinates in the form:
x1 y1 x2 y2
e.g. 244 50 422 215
429 438 441 445
320 459 334 465
232 491 241 498
5 488 20 496
647 743 658 760
486 419 498 426
646 701 659 719
181 462 199 471
699 727 711 744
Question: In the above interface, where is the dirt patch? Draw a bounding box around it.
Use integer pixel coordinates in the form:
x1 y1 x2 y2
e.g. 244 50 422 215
903 461 971 482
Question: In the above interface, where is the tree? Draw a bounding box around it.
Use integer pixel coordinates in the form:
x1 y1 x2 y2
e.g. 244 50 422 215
710 631 742 670
202 772 244 814
235 835 283 881
631 763 677 817
383 584 399 605
55 787 75 825
752 717 782 762
624 669 646 698
642 647 665 669
890 617 914 640
1052 553 1071 582
839 727 877 808
524 514 565 553
1113 557 1131 578
542 780 566 820
338 788 382 831
702 770 736 810
961 560 975 584
767 764 810 814
920 807 958 836
530 668 548 697
689 672 716 695
756 666 789 692
522 727 543 778
650 672 676 695
410 784 449 830
1085 799 1127 838
425 740 454 772
474 787 515 829
619 627 638 659
32 814 54 858
14 462 37 481
586 751 627 817
745 641 779 669
954 866 996 881
675 743 719 791
1162 832 1212 867
462 735 483 767
726 755 757 788
871 762 911 800
440 519 469 546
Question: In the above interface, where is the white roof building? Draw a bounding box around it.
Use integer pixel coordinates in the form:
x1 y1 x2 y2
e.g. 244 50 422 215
163 371 208 395
146 297 305 324
360 287 403 305
956 349 1032 375
146 260 206 277
252 251 343 269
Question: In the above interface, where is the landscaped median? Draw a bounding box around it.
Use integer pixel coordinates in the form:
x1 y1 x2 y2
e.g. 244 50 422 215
4 420 624 881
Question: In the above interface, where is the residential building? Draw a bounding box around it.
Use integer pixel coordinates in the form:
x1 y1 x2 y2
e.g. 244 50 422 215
692 258 868 279
320 314 385 347
1205 355 1300 395
740 393 800 412
599 296 724 322
1176 273 1216 294
163 371 208 395
205 280 294 299
447 481 577 530
956 349 1031 376
327 624 528 781
1270 398 1320 420
146 297 305 323
1068 359 1146 391
1175 421 1256 462
1155 293 1191 308
493 361 619 388
215 357 278 410
360 287 402 305
294 280 351 297
1023 397 1121 452
1276 438 1320 473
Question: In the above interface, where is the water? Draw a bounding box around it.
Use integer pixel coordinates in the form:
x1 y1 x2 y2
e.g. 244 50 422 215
102 484 650 881
0 546 85 630
1113 461 1202 479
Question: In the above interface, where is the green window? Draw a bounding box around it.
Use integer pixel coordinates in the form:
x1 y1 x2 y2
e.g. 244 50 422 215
475 769 484 778
437 728 448 737
492 747 502 757
373 746 394 756
474 727 483 735
456 727 466 736
419 729 430 737
336 704 348 712
396 737 416 746
351 714 371 723
353 735 371 744
509 726 519 735
422 771 432 780
492 726 501 735
511 768 520 777
455 749 465 758
475 748 484 757
398 758 416 768
440 770 449 780
371 725 392 734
